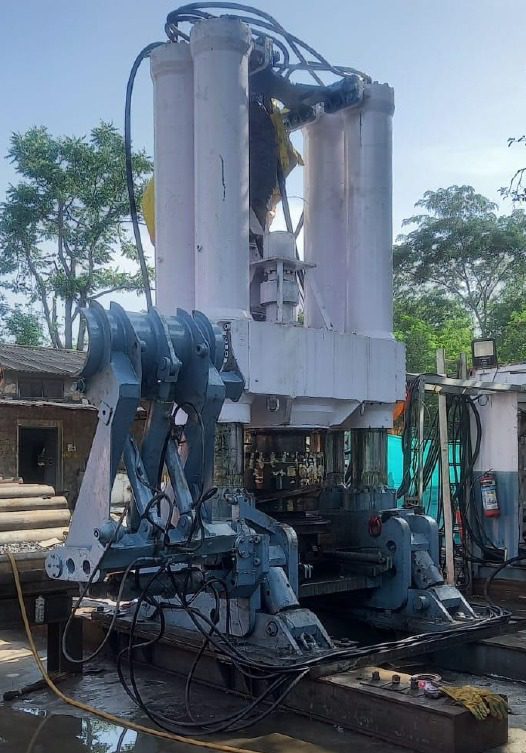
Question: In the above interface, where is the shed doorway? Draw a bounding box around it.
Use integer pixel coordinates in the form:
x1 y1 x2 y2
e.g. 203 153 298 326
18 426 59 487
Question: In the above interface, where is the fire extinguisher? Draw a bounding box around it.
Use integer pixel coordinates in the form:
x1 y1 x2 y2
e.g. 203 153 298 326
480 470 500 518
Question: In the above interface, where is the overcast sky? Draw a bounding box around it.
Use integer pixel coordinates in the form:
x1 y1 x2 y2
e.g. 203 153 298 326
1 0 526 312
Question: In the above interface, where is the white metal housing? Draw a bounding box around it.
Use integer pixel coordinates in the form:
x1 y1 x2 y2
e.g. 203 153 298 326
303 112 347 332
150 19 404 430
343 83 394 339
190 18 252 322
150 42 195 314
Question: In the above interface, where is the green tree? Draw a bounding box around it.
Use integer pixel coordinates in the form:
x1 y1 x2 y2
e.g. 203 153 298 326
501 135 526 204
394 186 526 337
4 306 45 346
0 123 152 349
497 308 526 363
394 294 473 373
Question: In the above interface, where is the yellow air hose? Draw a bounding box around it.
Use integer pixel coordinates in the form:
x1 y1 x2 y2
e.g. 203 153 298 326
7 552 260 753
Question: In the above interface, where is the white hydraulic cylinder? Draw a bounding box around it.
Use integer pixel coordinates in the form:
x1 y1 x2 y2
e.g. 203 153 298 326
150 42 195 315
344 83 394 338
303 112 347 332
190 18 252 322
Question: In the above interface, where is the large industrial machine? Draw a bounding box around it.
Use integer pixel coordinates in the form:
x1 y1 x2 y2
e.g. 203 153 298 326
46 3 485 681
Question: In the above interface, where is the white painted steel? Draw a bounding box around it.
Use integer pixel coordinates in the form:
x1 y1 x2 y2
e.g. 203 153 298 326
303 112 346 331
150 43 195 314
259 231 301 323
475 392 518 474
344 83 394 338
190 18 252 322
227 319 405 428
347 404 395 430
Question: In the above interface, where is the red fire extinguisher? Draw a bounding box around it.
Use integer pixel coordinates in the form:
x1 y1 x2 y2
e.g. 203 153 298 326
480 470 500 518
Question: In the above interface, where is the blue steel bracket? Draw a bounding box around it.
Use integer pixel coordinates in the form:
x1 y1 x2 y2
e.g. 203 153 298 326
45 303 242 584
350 508 478 631
237 497 300 595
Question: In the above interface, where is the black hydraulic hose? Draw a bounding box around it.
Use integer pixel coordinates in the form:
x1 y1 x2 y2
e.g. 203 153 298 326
125 42 163 311
484 555 526 605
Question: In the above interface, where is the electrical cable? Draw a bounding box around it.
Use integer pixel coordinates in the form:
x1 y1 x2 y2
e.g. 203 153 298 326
11 544 514 739
59 501 134 664
125 42 163 311
397 374 505 577
484 555 526 605
117 564 306 735
61 555 159 666
7 552 264 753
165 3 371 84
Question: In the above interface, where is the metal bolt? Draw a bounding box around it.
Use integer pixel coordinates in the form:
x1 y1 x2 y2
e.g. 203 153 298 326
46 552 63 579
392 674 401 685
371 670 380 682
266 620 278 637
253 557 261 566
415 595 429 611
410 677 419 691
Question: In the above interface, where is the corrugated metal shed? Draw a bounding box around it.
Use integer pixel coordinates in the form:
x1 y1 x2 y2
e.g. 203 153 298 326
0 344 86 377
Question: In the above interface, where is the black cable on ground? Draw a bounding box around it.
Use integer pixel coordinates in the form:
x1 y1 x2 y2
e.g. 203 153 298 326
484 555 526 605
117 563 307 735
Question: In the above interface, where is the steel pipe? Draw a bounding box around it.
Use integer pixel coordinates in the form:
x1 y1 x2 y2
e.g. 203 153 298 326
191 17 252 322
150 42 196 314
343 83 394 338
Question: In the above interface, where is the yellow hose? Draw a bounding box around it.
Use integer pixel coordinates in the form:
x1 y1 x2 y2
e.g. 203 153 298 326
7 552 258 753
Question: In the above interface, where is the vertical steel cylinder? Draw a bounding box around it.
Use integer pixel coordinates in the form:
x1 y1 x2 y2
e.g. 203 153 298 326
190 18 252 322
343 83 394 338
325 431 345 485
351 429 388 489
303 112 347 331
214 422 244 488
150 42 195 314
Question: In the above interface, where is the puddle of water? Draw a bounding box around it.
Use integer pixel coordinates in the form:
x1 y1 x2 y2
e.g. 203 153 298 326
0 707 167 752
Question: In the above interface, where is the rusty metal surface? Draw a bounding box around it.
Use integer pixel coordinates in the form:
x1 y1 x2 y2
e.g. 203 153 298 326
289 667 507 753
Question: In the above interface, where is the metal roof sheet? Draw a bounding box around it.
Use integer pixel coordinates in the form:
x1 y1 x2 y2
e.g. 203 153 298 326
0 344 86 377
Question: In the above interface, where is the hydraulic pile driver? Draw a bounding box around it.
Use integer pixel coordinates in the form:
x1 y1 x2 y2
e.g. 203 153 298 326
47 4 488 676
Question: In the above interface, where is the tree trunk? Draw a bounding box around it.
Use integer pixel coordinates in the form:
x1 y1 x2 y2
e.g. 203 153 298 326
51 298 63 349
76 318 86 351
64 296 73 349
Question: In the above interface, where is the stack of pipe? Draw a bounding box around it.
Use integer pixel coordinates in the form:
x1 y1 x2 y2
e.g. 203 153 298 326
0 480 69 545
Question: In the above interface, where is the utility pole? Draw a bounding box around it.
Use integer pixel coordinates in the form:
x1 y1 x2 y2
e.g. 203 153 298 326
437 348 455 585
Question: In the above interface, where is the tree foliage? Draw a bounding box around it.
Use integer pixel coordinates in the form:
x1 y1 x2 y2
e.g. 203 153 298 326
394 186 526 337
501 135 526 204
394 293 473 373
4 307 45 346
0 123 153 349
